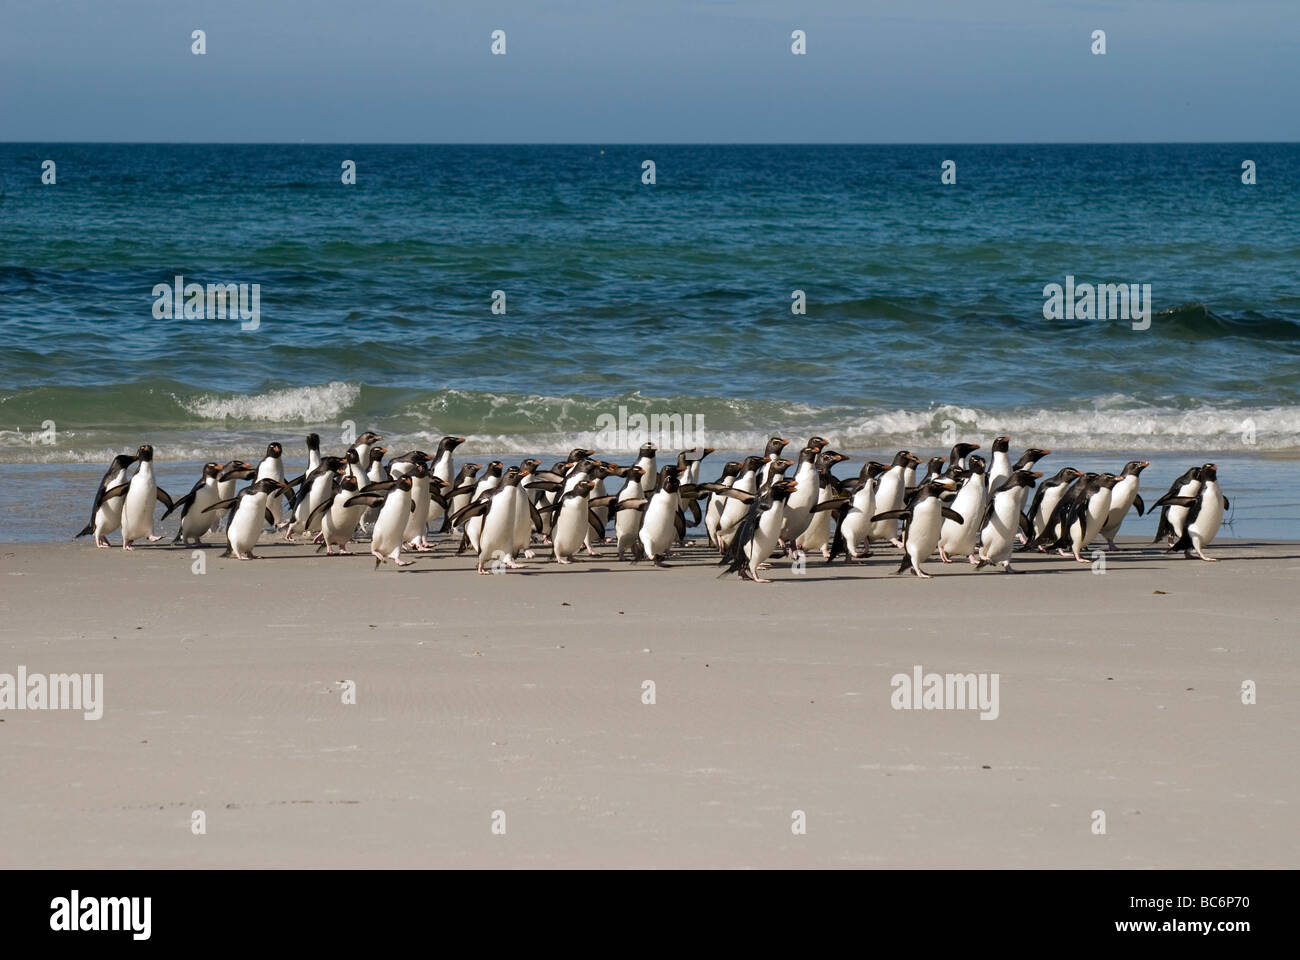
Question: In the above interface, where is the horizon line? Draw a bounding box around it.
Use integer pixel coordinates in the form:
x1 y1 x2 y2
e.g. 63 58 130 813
3 140 1298 147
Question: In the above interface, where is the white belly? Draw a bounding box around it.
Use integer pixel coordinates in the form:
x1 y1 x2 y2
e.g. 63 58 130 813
371 494 411 557
553 500 590 558
478 495 518 559
121 475 156 540
227 495 266 554
640 493 679 557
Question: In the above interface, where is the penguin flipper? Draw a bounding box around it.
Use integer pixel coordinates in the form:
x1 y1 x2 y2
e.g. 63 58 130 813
674 510 686 540
449 498 491 526
155 488 174 510
687 499 703 526
1223 496 1230 509
74 523 94 539
940 507 964 524
587 511 606 541
529 500 544 533
811 497 851 514
305 496 336 529
1018 512 1033 539
265 508 277 525
202 498 241 514
161 491 195 520
870 509 910 523
1133 493 1145 517
101 482 131 502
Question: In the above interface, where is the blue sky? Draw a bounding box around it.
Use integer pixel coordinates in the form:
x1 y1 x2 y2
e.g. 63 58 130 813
2 0 1297 142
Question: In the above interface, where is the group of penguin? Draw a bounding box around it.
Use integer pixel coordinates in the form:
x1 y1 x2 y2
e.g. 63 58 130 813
76 432 1230 580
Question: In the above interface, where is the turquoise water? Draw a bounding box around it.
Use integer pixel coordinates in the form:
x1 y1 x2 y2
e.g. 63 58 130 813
0 143 1297 538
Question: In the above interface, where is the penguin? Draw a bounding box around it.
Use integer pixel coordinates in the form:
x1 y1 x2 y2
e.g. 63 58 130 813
357 445 389 535
675 447 715 537
356 473 418 569
115 444 174 550
794 450 850 559
1152 466 1204 545
456 459 504 555
213 460 255 532
203 476 292 560
717 478 795 583
513 459 552 558
918 456 947 487
868 451 919 546
442 462 482 534
450 466 524 574
286 456 347 541
615 464 649 559
426 436 466 529
1169 464 1228 561
636 466 687 566
1012 447 1051 474
828 461 887 562
162 461 225 545
1044 473 1121 562
542 479 630 564
944 442 980 474
757 436 789 490
284 433 322 492
1099 460 1150 550
1023 467 1083 545
937 455 987 563
716 455 769 550
348 431 384 483
308 475 374 555
254 442 287 529
632 443 658 492
986 436 1013 493
871 478 963 578
974 470 1040 572
75 452 138 547
387 449 432 479
304 432 322 475
401 460 444 551
703 461 740 548
778 445 830 555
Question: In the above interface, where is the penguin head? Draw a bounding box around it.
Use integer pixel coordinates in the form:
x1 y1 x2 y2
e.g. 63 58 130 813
219 460 255 481
409 462 429 479
1005 470 1041 490
339 475 360 492
890 450 913 468
112 453 139 470
255 477 290 495
202 461 223 478
765 437 788 456
966 455 987 474
768 457 794 476
568 448 595 462
486 460 504 476
637 443 658 457
266 442 283 458
440 436 467 452
1121 459 1150 476
322 456 347 474
1200 463 1218 482
570 480 596 497
136 444 155 462
368 446 387 465
305 433 320 451
991 436 1011 453
345 448 361 466
719 461 740 479
395 474 414 491
771 478 797 500
950 442 980 459
357 431 383 445
1097 473 1120 489
861 460 888 480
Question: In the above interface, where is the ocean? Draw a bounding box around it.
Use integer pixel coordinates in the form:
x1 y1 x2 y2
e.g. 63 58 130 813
1 143 1298 540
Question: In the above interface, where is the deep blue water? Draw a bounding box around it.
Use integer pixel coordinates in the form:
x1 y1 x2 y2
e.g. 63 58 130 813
0 143 1297 537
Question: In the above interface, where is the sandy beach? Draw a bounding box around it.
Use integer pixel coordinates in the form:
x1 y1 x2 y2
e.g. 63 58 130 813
1 535 1295 869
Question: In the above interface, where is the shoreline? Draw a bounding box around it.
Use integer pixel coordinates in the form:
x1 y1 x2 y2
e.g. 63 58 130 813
2 537 1296 868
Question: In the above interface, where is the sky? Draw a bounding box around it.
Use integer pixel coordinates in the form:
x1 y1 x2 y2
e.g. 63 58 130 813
2 0 1297 143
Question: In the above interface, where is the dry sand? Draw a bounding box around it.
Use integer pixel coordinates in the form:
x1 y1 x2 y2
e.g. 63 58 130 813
0 535 1296 868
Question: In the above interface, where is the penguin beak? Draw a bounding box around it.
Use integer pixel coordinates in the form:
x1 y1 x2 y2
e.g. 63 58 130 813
1032 471 1043 478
